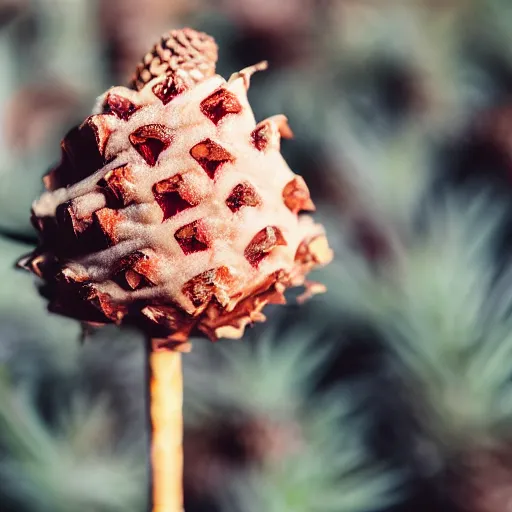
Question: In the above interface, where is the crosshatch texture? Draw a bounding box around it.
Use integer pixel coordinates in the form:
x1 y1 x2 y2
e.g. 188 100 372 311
23 63 332 346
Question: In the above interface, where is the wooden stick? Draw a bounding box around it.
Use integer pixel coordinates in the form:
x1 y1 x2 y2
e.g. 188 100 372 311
147 343 183 512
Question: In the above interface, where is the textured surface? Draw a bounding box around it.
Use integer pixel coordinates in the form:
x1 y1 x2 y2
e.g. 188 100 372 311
150 350 183 512
24 60 332 344
131 28 218 92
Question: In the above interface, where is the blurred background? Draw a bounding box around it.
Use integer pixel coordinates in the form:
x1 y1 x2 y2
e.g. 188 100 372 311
3 1 512 511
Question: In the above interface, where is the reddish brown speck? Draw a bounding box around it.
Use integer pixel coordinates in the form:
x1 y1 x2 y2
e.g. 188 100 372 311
104 93 139 120
93 208 125 244
245 226 287 267
113 251 156 290
114 251 146 274
102 165 135 206
190 138 234 179
200 88 242 125
182 266 233 308
153 77 188 105
129 124 173 166
174 220 208 254
56 201 88 237
251 125 268 151
153 175 194 221
282 176 315 214
124 269 142 289
226 182 261 212
86 285 127 322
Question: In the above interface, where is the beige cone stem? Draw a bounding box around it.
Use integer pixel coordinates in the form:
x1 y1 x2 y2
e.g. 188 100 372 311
147 342 184 512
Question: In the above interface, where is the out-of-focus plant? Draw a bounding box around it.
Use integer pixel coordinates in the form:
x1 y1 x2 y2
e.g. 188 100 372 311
0 375 145 512
320 161 512 511
183 323 402 512
0 237 147 511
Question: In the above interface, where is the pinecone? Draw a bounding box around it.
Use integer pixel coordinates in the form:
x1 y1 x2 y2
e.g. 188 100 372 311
456 448 512 512
131 28 218 92
22 29 332 347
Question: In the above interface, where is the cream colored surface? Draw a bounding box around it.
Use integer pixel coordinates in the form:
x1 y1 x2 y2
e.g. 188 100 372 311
32 66 327 318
